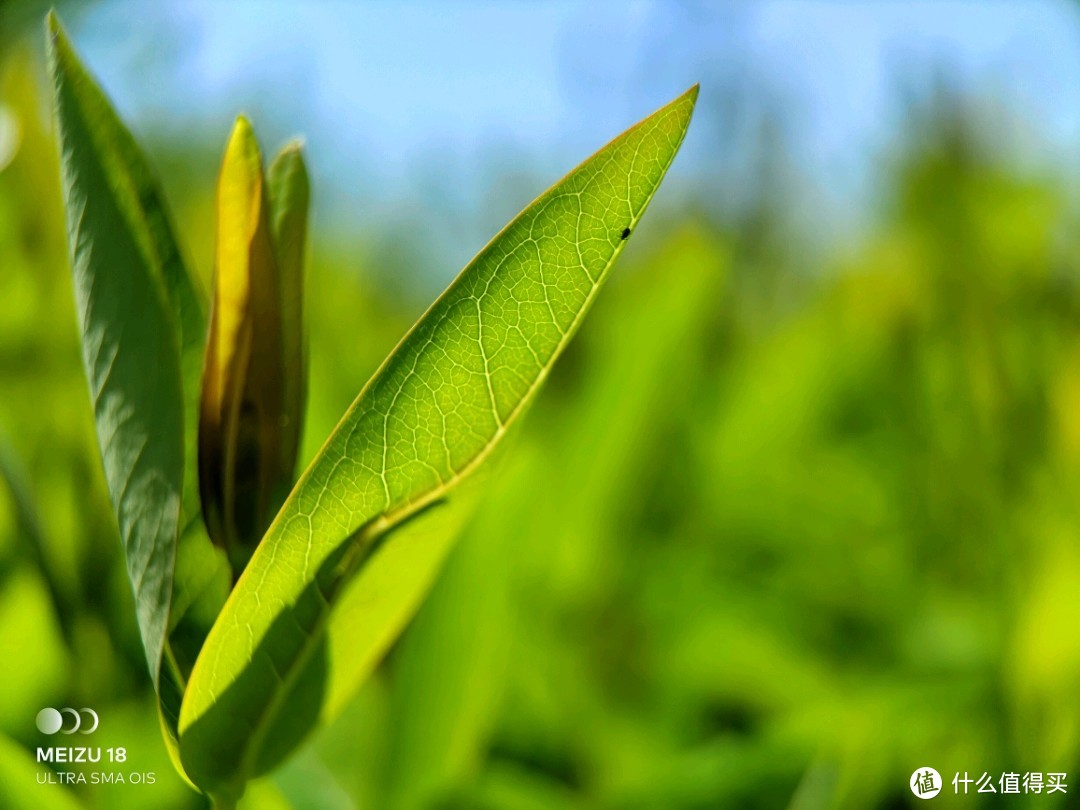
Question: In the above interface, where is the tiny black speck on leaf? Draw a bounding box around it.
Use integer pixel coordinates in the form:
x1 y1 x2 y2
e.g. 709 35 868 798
620 227 631 240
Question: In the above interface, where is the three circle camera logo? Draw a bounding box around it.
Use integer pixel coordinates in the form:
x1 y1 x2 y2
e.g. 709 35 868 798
35 707 99 736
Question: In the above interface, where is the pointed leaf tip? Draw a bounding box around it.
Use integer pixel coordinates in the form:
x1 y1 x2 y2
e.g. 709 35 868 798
277 137 307 156
231 114 254 139
226 117 262 167
45 11 71 67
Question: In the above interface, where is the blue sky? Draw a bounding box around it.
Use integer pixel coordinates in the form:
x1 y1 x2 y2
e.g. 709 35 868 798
57 1 1080 250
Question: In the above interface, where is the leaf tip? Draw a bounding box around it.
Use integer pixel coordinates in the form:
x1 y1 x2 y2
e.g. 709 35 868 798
268 139 311 213
229 115 257 148
44 9 70 69
277 137 307 156
223 115 265 184
665 84 699 140
270 139 309 174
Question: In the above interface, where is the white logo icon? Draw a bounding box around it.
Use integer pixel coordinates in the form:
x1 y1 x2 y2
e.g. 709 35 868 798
911 767 942 799
36 707 99 735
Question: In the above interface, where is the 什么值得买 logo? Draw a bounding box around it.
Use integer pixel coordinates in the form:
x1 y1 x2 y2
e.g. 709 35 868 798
910 767 942 799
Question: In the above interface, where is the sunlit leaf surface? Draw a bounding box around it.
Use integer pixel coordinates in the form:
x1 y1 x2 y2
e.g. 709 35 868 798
179 85 698 799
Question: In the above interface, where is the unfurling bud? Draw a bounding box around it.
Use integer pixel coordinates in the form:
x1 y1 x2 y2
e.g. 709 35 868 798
199 117 309 574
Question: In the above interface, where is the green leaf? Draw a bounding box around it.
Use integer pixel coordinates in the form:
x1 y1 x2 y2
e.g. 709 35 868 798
47 12 207 687
200 121 309 574
267 141 310 489
46 21 222 783
199 117 282 569
179 85 698 799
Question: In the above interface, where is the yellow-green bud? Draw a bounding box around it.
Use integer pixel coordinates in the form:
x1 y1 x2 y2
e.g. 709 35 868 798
198 117 309 574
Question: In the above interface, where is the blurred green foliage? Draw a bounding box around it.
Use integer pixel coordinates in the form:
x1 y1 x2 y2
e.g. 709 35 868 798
3 22 1080 810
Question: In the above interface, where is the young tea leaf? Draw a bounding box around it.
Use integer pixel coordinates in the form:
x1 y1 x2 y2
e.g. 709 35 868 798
267 141 310 507
200 121 309 575
179 85 698 800
47 12 206 687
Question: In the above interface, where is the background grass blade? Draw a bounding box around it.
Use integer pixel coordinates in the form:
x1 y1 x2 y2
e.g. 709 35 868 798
47 13 207 688
0 732 84 810
179 85 697 799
